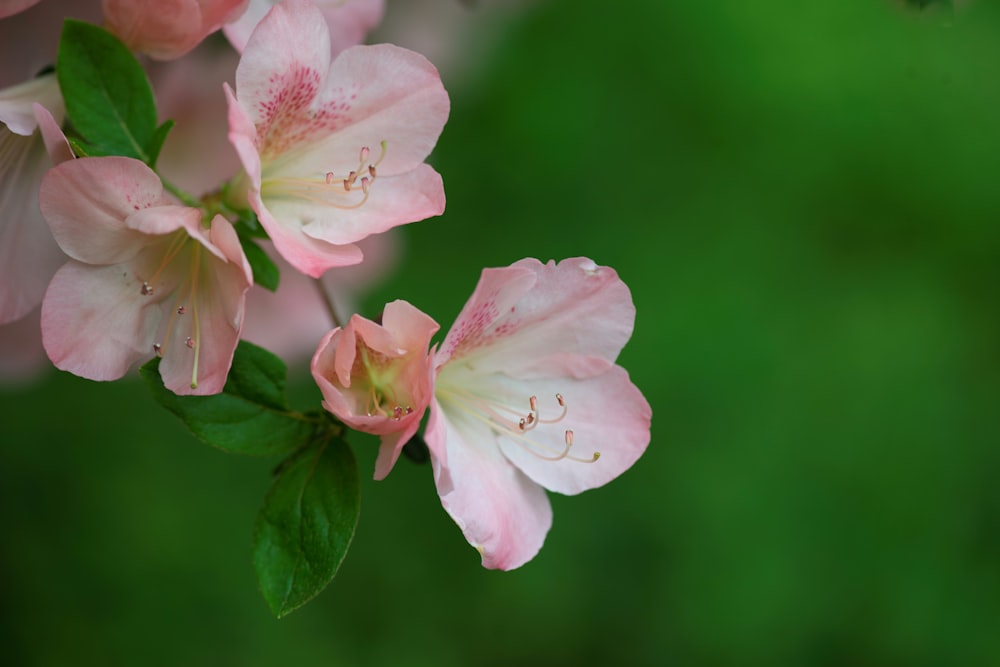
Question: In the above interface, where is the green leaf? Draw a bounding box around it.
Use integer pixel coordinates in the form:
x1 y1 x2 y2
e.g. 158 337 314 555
254 438 360 618
238 233 280 292
57 20 158 163
140 340 322 456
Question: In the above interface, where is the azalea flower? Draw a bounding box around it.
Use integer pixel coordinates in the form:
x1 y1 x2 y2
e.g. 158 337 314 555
425 257 651 570
103 0 249 60
224 0 449 278
311 299 438 478
39 156 252 395
224 0 384 55
0 75 72 325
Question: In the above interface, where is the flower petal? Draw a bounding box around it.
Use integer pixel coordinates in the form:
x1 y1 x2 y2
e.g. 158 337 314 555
41 260 162 380
40 157 174 265
493 364 651 495
426 399 553 570
156 217 251 395
438 257 636 376
0 125 65 323
0 74 62 136
296 163 444 245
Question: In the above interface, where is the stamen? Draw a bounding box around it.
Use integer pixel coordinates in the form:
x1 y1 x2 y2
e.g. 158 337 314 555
325 171 335 184
359 146 370 162
435 386 598 463
361 177 370 194
141 281 154 296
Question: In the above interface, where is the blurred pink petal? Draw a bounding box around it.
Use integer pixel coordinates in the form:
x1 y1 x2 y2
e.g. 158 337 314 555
103 0 249 60
0 0 42 20
0 76 68 325
224 0 383 55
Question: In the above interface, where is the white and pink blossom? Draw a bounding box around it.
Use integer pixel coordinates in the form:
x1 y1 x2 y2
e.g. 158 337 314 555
426 258 651 570
39 156 252 395
224 0 449 278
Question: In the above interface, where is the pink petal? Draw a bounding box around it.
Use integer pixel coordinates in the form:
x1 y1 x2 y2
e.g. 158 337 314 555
39 157 174 265
156 217 251 395
426 399 553 570
283 43 450 177
225 0 383 55
33 103 72 164
0 125 66 323
0 0 42 20
41 260 162 381
103 0 248 60
438 258 636 376
0 74 62 136
493 364 652 495
296 163 445 245
233 0 331 135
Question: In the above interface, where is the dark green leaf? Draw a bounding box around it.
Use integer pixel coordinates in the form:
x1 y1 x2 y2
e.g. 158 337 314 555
140 340 321 456
57 20 157 163
238 233 280 292
254 437 360 618
146 120 175 168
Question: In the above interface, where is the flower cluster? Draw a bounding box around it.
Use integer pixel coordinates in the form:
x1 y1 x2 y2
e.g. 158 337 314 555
0 0 650 604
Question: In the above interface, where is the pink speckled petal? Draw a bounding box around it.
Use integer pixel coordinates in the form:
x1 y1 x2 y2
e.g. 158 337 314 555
234 0 331 136
439 258 636 376
39 157 173 265
284 43 449 177
157 216 251 395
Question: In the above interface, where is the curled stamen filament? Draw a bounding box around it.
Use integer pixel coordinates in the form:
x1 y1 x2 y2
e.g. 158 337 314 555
437 386 599 463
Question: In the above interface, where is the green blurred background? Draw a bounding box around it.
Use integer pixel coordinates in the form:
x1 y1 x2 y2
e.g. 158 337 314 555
3 0 1000 664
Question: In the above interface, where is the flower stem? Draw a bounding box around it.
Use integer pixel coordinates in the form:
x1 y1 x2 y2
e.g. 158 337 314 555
314 278 342 329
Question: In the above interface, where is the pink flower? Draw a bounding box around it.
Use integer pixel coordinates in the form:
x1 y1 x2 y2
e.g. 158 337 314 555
224 0 449 278
0 75 73 325
39 156 252 395
102 0 249 60
224 0 384 55
311 299 438 479
426 258 651 570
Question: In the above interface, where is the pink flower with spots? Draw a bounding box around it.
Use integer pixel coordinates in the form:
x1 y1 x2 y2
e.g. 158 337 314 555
311 299 438 479
224 0 449 278
39 156 252 395
224 0 383 55
426 257 651 570
103 0 249 60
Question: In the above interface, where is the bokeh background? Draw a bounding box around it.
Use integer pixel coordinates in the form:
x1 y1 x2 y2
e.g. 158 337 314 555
3 0 1000 664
